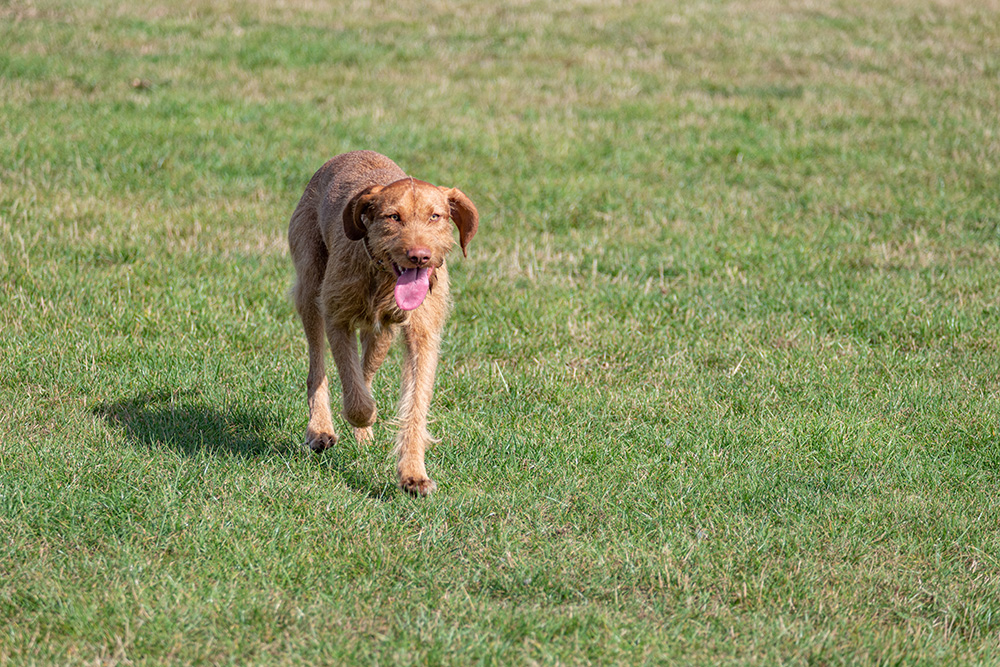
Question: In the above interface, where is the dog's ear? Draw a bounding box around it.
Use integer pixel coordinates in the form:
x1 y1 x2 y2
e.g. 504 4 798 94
343 185 383 241
442 188 478 257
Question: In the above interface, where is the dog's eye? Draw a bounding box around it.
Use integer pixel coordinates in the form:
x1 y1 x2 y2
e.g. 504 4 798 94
430 213 441 221
389 214 400 221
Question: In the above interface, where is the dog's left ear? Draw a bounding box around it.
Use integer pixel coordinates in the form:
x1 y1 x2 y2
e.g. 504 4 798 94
442 188 478 257
343 185 383 241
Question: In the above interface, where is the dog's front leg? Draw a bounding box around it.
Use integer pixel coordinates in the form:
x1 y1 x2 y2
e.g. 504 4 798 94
395 319 442 496
327 325 378 430
352 327 395 443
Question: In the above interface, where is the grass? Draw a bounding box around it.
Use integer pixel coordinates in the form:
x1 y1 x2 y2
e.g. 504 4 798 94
2 0 999 663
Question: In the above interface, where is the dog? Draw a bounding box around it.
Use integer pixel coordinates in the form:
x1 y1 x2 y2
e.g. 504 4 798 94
288 151 478 496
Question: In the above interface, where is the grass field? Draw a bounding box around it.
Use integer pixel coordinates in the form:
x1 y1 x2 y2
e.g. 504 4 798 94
2 0 1000 663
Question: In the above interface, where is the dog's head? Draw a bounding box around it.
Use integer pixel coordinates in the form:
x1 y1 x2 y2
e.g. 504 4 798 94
343 177 478 267
343 177 479 310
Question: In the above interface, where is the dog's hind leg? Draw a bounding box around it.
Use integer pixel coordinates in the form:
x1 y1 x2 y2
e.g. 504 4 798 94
292 269 338 454
290 204 339 453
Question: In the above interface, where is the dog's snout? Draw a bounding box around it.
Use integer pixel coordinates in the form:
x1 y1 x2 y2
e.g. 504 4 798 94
407 247 432 267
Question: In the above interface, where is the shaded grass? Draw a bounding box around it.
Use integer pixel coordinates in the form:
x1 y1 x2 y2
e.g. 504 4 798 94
2 0 1000 664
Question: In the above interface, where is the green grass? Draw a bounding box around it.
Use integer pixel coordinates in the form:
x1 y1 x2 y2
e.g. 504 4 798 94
2 0 999 663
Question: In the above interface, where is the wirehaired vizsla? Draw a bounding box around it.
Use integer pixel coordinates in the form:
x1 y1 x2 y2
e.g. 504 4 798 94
288 151 478 496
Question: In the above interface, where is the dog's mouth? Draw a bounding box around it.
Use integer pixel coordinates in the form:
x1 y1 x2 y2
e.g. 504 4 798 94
391 263 434 311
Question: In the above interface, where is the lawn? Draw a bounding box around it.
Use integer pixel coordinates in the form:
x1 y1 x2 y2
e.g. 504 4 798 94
2 0 999 664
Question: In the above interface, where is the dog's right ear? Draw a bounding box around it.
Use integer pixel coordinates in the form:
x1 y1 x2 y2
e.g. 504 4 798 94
343 185 383 241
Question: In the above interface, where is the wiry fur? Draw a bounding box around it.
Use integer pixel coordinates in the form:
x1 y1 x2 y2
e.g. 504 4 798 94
288 151 478 496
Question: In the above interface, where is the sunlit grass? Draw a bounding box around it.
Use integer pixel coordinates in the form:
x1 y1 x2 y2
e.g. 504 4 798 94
2 0 999 664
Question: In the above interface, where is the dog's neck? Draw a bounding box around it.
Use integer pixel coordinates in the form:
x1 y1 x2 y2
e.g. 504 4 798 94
361 235 391 273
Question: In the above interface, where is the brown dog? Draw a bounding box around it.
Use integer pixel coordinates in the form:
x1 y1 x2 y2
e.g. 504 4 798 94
288 151 478 496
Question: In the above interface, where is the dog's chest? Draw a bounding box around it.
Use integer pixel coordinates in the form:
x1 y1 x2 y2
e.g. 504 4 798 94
364 274 407 329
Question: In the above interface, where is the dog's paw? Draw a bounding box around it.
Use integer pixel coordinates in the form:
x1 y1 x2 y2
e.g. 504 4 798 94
354 426 374 443
342 399 377 428
399 475 437 497
304 431 337 453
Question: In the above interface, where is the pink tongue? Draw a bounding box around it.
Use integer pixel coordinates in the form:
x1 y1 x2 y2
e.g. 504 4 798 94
394 267 430 310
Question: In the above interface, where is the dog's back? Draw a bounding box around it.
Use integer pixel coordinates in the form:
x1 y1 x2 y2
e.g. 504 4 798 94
290 150 407 254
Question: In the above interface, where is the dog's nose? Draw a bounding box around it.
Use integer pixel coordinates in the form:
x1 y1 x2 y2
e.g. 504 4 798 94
407 247 432 267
